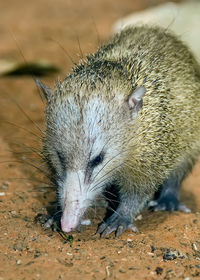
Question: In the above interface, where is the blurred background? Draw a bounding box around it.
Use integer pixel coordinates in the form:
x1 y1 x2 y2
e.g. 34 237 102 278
0 0 184 77
1 1 200 280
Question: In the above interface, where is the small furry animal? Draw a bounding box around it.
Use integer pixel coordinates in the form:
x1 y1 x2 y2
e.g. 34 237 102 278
36 25 200 237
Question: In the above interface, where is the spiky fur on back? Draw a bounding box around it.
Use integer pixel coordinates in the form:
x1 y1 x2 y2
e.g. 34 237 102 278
45 26 200 210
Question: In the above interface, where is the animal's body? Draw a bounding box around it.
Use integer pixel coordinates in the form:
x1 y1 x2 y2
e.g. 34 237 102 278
37 25 200 237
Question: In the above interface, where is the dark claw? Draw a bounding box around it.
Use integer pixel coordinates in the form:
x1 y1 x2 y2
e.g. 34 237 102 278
178 204 191 213
116 225 125 238
115 224 138 237
149 195 191 213
100 226 114 238
128 224 138 233
97 214 138 238
96 222 107 235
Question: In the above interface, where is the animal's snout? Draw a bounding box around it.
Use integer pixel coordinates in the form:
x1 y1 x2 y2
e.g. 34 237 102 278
61 199 84 233
61 210 80 233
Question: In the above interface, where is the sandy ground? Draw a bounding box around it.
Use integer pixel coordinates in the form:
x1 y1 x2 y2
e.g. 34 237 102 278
1 0 200 279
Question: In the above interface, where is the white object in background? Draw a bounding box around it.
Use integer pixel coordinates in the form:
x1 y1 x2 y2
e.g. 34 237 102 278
113 1 200 62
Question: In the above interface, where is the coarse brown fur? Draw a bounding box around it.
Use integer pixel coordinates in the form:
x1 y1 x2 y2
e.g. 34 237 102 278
40 25 200 236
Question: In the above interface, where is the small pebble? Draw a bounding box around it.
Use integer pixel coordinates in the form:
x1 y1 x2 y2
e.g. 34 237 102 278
127 238 133 242
135 214 142 221
105 266 110 277
195 265 200 269
193 243 198 251
155 267 163 275
163 248 185 260
1 181 10 189
0 192 5 196
151 245 156 252
16 259 22 265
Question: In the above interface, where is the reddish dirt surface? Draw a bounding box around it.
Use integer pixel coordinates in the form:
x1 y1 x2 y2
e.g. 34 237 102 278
1 0 200 279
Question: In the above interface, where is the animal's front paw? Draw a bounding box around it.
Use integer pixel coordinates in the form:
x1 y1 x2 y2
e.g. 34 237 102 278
97 213 138 238
44 215 61 231
34 213 61 231
149 194 191 213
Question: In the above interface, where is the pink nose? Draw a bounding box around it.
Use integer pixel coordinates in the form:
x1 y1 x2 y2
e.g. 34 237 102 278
61 218 73 232
61 224 74 233
61 213 79 233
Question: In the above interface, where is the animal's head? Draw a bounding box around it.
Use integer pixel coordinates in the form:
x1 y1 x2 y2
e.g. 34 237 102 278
36 78 146 232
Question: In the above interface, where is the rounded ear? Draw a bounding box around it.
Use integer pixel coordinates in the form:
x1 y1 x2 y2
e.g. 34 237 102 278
35 78 53 102
128 86 146 117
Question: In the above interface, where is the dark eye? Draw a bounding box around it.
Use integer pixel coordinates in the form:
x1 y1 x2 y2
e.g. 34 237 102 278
57 151 66 169
89 152 104 169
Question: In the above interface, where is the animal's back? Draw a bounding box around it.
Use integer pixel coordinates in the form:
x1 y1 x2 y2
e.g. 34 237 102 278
95 26 200 184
